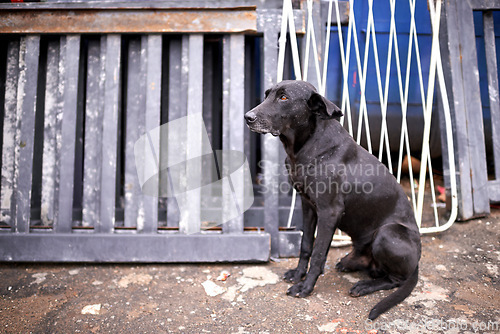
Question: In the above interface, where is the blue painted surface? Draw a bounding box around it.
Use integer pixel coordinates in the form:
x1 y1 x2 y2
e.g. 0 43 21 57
325 0 499 156
325 0 435 154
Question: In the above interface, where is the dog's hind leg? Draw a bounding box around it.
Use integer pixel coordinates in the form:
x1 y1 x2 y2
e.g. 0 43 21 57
354 223 420 319
370 223 420 280
283 198 317 283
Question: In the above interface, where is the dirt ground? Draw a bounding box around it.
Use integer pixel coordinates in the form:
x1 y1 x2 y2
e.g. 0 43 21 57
0 208 499 334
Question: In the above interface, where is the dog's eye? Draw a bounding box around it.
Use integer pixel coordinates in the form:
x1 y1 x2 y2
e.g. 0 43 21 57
280 95 288 101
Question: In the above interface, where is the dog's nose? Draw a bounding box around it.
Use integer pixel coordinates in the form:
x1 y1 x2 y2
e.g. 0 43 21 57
245 111 257 123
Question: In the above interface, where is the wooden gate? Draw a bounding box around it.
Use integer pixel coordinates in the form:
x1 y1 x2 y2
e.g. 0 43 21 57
0 1 304 262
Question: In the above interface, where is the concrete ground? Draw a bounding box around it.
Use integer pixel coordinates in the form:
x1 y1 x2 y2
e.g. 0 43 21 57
1 208 499 334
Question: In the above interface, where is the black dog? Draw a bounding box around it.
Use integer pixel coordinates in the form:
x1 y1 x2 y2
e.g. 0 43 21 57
244 80 421 320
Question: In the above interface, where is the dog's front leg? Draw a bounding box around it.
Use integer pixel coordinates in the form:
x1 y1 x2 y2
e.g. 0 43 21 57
287 203 343 297
283 198 317 283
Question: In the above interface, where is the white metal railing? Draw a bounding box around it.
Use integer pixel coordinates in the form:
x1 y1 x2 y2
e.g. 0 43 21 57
278 0 458 236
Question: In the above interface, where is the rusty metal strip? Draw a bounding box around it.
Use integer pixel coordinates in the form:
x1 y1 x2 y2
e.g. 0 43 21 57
0 9 257 34
0 1 257 10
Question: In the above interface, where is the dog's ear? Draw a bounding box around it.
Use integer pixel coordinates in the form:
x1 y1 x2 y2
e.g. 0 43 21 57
307 93 343 120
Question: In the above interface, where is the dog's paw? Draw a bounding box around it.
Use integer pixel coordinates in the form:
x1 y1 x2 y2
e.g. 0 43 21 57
286 282 314 298
283 268 305 283
335 261 351 272
349 280 373 297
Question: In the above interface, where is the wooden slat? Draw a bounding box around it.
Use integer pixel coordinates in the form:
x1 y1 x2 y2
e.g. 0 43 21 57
165 37 187 227
261 16 281 257
82 37 106 227
483 11 500 182
142 34 162 233
440 0 475 219
0 39 19 229
54 35 81 233
457 0 490 216
99 34 121 233
124 37 146 229
0 1 258 10
222 34 245 234
14 36 40 233
40 39 62 226
178 34 204 235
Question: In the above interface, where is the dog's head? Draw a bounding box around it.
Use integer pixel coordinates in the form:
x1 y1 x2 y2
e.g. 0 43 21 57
244 80 342 137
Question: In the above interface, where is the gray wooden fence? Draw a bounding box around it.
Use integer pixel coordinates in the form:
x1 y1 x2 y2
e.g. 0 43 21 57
0 0 497 262
0 0 304 262
439 0 500 220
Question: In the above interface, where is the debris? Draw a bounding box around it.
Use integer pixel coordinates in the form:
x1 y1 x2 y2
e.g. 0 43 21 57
81 304 101 315
117 273 152 288
405 281 449 305
435 264 447 271
31 273 48 285
485 263 498 276
317 321 340 332
69 269 80 276
217 270 230 281
222 286 238 302
437 185 446 202
201 280 226 297
237 267 279 292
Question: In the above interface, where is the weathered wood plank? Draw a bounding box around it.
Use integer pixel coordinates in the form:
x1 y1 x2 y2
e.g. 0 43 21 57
41 38 62 226
483 11 500 182
142 34 162 233
440 0 474 219
0 9 257 34
177 34 204 235
457 0 490 216
99 34 121 233
468 0 500 10
0 39 20 229
124 37 146 229
0 233 270 263
54 35 81 233
14 36 40 233
165 37 186 227
260 14 281 257
82 37 105 228
222 34 245 234
0 1 258 10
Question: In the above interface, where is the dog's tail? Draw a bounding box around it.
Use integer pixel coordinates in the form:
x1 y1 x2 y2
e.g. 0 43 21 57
368 265 419 320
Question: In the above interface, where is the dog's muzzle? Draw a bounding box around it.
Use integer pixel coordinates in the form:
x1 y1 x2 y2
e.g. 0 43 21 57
244 111 280 136
244 111 257 124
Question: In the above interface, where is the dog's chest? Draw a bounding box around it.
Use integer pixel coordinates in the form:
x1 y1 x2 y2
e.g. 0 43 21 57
285 158 313 195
